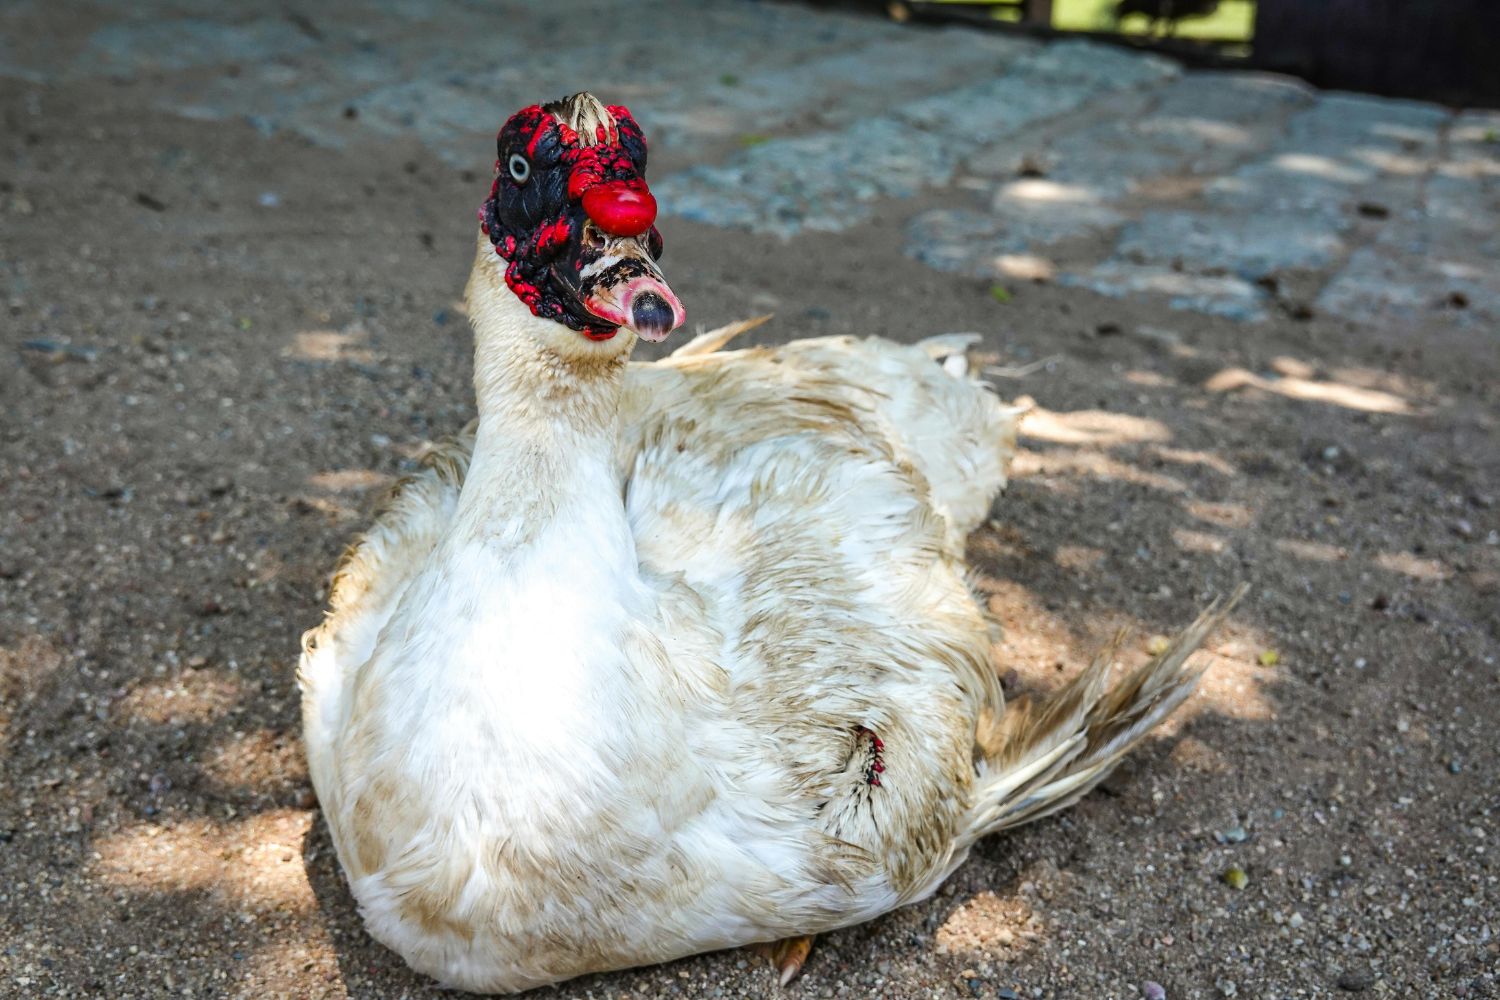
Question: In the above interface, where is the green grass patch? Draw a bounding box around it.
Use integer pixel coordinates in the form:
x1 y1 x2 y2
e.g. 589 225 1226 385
936 0 1256 42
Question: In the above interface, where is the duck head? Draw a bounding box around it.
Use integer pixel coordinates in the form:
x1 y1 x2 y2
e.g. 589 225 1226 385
479 93 685 348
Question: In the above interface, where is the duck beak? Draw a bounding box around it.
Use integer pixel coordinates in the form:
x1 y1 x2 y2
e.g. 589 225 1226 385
575 231 686 343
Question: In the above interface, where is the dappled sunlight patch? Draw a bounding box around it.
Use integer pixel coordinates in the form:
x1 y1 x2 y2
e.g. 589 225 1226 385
306 469 394 494
1205 366 1413 415
285 327 374 364
1450 119 1500 149
1374 550 1452 581
979 578 1101 689
96 820 220 893
1150 446 1236 477
1189 649 1276 723
1080 266 1259 305
227 812 320 907
992 179 1123 232
992 470 1082 499
1184 500 1254 529
1203 367 1264 393
992 253 1056 282
1270 356 1316 379
1432 258 1490 282
1020 408 1171 447
935 889 1044 960
1275 538 1348 563
1369 122 1438 145
1269 152 1367 184
95 809 316 914
1145 117 1254 148
1350 147 1431 176
1202 367 1262 394
1124 369 1174 388
238 933 345 996
1271 376 1413 414
1013 449 1187 494
1178 612 1290 727
1173 527 1226 554
999 179 1099 205
1053 545 1105 573
115 669 247 727
1436 156 1500 182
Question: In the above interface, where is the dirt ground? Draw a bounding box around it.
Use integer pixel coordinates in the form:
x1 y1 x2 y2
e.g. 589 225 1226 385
3 31 1500 1000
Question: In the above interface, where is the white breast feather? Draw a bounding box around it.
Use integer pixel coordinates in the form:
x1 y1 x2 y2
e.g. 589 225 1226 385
299 330 1022 992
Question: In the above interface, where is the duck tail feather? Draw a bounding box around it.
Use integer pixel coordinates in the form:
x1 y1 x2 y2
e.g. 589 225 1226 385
961 585 1246 845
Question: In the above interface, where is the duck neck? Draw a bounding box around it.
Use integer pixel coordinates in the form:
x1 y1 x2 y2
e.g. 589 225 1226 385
454 243 634 552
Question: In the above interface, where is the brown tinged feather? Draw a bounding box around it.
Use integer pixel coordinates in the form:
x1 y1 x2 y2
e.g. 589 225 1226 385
669 314 774 358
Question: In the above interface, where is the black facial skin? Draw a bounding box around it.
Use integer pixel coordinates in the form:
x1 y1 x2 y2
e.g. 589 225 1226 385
480 103 664 338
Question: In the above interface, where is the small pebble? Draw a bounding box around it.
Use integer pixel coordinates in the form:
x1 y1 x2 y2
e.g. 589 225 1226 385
1142 981 1167 1000
1222 865 1248 890
257 191 280 208
1287 911 1305 929
1448 759 1463 774
1336 966 1375 991
998 989 1019 1000
1220 825 1248 844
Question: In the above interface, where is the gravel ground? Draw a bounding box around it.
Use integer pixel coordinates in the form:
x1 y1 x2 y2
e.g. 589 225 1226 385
2 3 1499 999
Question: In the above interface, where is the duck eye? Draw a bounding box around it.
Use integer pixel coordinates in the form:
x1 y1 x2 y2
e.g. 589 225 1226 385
507 153 530 184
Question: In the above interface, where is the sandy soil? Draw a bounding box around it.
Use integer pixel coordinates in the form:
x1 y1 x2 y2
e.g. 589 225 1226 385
3 54 1499 1000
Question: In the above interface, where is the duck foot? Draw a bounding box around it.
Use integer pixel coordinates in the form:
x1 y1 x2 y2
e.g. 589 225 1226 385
754 934 815 987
